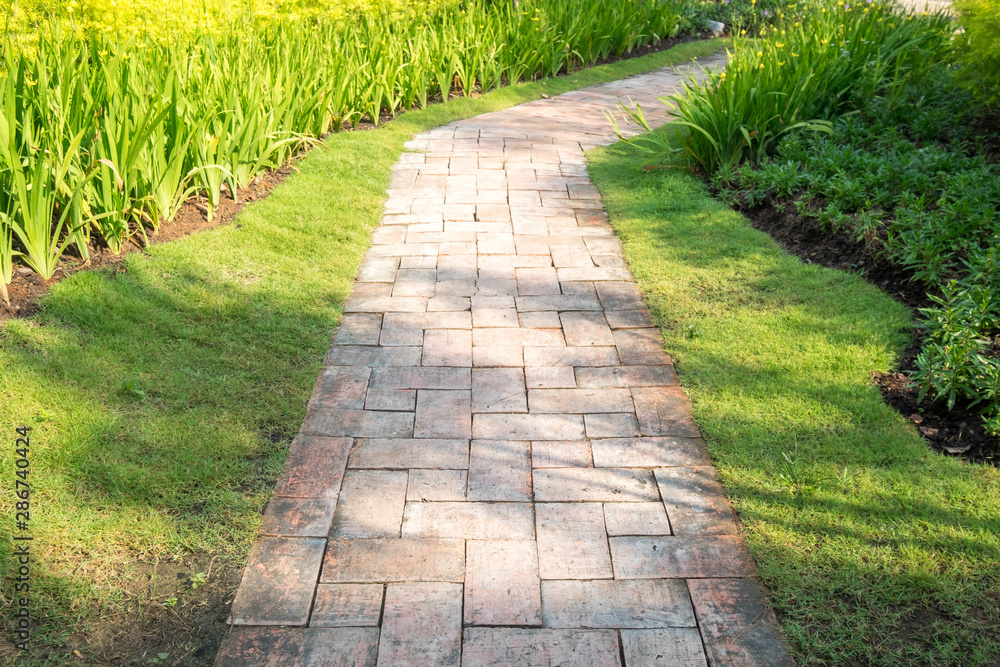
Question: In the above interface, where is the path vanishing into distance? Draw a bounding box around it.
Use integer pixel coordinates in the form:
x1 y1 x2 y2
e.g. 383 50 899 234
215 51 793 666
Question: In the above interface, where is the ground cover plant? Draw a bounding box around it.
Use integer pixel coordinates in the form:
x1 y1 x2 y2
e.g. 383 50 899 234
0 39 725 666
0 0 694 308
720 68 1000 449
588 135 1000 666
613 1 1000 449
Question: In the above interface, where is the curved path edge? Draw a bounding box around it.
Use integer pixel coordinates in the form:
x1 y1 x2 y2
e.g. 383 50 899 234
215 51 794 667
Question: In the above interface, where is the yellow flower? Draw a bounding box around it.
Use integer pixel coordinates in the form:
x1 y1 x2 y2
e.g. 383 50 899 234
775 42 784 47
781 29 786 35
757 51 763 57
821 38 828 45
778 61 785 65
759 63 765 69
791 51 799 56
740 29 746 35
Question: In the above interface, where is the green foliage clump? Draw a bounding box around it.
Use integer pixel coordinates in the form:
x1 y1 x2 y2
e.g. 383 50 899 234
612 1 953 175
953 0 1000 108
721 68 1000 433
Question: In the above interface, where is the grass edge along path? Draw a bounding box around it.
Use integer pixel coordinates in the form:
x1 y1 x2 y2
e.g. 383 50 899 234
588 137 1000 665
0 40 723 663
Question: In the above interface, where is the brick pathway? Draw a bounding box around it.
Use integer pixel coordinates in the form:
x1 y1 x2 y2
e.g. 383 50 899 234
215 52 793 666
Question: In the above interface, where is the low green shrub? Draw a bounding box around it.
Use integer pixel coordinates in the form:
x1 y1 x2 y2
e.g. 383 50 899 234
611 1 953 174
953 0 1000 107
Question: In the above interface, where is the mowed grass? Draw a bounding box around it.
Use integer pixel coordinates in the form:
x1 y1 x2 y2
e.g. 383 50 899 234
0 40 724 658
588 137 1000 665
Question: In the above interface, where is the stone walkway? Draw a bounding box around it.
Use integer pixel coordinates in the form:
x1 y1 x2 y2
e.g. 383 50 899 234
215 52 792 666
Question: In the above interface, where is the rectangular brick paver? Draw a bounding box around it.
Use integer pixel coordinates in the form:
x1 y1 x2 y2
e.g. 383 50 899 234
655 467 740 535
610 536 756 579
464 540 542 626
620 629 707 667
414 390 472 439
462 628 621 667
215 627 379 667
331 470 408 538
407 469 468 501
604 502 672 537
261 498 337 538
273 436 352 499
402 501 534 540
310 584 383 627
231 537 326 626
531 440 593 468
378 583 463 667
535 503 611 579
590 437 711 468
473 413 585 440
541 579 695 629
321 538 465 583
533 467 659 502
467 440 532 501
528 387 633 413
348 438 469 469
688 578 793 667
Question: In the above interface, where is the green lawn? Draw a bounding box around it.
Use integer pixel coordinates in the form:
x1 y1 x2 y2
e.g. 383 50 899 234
588 135 1000 665
0 39 724 663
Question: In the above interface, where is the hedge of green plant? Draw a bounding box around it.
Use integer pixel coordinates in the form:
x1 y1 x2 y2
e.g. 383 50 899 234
0 0 691 307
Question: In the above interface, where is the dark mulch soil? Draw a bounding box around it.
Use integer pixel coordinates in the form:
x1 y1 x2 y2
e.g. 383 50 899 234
739 199 999 465
67 555 243 667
